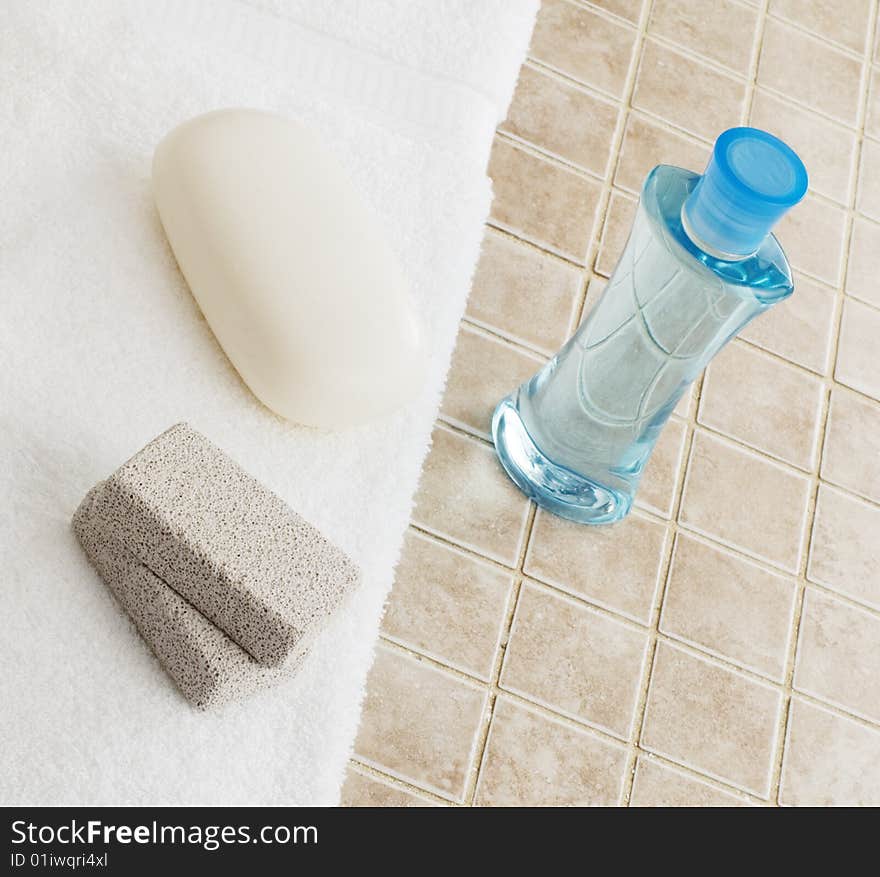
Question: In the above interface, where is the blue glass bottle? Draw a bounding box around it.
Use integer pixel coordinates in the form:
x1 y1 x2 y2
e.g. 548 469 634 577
492 127 808 524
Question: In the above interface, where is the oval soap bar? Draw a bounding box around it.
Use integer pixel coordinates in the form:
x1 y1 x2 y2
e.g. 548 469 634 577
152 108 426 428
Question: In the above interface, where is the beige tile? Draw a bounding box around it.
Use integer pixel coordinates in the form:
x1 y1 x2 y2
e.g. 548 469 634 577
758 18 862 126
529 0 637 97
770 0 871 54
501 583 648 737
525 508 669 624
867 67 880 139
630 757 750 806
740 272 835 374
846 216 880 309
877 14 880 63
675 382 694 418
595 188 637 276
466 229 582 356
642 641 782 796
836 297 880 402
649 0 759 74
488 137 601 262
877 13 880 63
699 340 824 470
589 0 644 23
795 588 880 724
680 431 811 573
636 416 687 518
808 484 880 611
341 767 435 807
821 388 880 504
774 191 846 288
857 137 880 221
780 698 880 806
750 89 857 205
354 646 486 802
382 530 514 680
580 274 606 317
442 324 544 439
633 39 745 141
661 533 797 680
475 697 627 806
614 112 711 194
412 424 530 565
501 63 619 175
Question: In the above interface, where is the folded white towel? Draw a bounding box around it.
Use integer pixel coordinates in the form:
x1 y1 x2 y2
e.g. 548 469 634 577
0 0 537 805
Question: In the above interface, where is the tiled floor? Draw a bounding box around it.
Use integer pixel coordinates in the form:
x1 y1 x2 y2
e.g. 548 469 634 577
344 0 880 806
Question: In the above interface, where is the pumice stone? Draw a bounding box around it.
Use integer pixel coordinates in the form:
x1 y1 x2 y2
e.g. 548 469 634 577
152 108 426 429
82 423 361 666
74 489 295 709
72 424 361 705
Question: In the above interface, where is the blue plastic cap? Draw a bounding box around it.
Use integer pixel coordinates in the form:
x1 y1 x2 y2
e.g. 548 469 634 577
682 127 808 258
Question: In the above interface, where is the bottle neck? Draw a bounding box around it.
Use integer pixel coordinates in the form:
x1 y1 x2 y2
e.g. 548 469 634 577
679 202 754 263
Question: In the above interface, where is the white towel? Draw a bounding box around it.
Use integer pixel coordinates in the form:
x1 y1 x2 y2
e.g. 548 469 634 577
0 0 537 805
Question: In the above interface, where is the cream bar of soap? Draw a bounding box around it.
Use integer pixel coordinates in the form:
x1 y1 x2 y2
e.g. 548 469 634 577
152 108 426 428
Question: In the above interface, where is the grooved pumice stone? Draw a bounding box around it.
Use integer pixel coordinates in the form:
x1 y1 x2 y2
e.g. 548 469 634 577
73 488 297 710
152 108 426 428
82 423 361 669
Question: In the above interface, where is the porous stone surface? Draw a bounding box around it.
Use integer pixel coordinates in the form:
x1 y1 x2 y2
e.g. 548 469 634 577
87 423 361 667
73 487 301 708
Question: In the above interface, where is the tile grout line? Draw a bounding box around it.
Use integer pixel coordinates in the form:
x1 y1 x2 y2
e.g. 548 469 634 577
461 503 537 805
349 684 768 807
449 40 870 789
437 371 880 516
573 0 646 28
404 518 880 719
570 0 872 81
573 0 655 340
735 80 869 140
623 0 771 805
533 28 876 146
483 220 587 271
840 286 880 318
743 0 770 121
352 0 880 809
468 286 880 411
346 759 455 807
427 415 880 628
503 19 877 215
768 0 880 804
375 606 880 758
584 0 680 807
484 219 880 393
521 51 869 213
494 128 606 184
492 122 875 300
370 636 772 802
415 507 880 627
621 420 696 803
459 315 553 361
442 15 664 805
593 197 859 286
764 9 875 60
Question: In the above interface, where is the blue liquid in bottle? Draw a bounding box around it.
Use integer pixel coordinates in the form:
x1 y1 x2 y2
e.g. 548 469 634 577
492 128 808 524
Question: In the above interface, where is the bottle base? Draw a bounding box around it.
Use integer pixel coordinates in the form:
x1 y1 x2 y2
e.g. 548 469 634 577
491 396 632 526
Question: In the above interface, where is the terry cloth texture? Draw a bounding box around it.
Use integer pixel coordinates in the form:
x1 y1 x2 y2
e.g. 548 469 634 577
0 0 538 805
